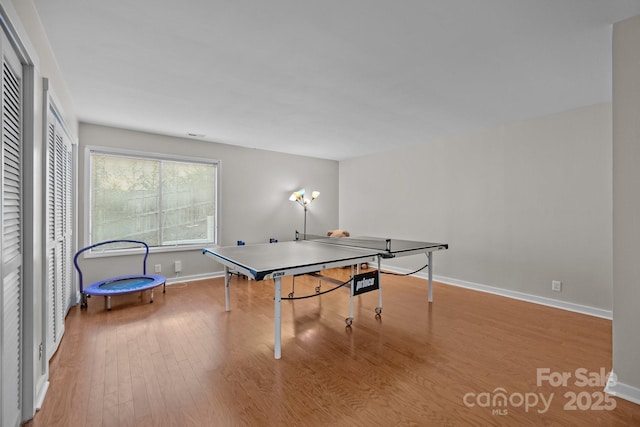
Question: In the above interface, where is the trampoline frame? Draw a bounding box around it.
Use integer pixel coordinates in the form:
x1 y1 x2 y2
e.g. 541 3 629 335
74 239 166 311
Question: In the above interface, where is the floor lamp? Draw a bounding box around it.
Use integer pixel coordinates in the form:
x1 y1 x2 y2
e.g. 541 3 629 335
289 188 320 239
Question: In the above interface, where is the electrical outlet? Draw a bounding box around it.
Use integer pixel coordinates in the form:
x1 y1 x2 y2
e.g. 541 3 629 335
174 260 182 273
154 264 162 273
552 280 562 292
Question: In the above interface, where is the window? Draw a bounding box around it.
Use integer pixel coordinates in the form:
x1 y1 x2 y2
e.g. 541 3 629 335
87 148 219 250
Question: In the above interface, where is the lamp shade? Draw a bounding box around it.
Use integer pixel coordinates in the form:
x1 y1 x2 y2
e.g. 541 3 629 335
289 189 305 202
289 188 318 210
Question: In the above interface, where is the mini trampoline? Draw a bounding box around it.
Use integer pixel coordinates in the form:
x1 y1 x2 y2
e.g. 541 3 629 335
74 239 166 311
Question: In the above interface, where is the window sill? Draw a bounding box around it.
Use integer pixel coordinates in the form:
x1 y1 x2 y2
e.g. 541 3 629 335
82 243 217 259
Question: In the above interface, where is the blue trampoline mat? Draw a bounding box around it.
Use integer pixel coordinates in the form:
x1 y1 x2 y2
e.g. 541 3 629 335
84 274 166 296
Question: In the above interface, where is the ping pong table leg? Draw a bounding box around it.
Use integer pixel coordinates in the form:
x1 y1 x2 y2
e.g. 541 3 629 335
347 265 354 326
428 251 433 302
274 277 282 359
376 256 383 315
224 266 231 311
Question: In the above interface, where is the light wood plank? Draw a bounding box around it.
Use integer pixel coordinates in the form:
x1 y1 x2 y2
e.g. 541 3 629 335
24 272 640 426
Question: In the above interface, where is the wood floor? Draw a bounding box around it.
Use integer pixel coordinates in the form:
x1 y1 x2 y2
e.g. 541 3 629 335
24 270 640 426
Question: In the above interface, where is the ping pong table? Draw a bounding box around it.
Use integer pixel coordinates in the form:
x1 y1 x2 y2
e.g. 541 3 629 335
202 234 448 359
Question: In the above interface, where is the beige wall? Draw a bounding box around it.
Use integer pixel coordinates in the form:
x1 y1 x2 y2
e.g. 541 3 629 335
340 103 613 311
610 14 640 403
77 123 339 285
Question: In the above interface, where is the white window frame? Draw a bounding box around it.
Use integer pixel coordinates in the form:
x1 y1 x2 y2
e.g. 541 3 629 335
84 146 220 256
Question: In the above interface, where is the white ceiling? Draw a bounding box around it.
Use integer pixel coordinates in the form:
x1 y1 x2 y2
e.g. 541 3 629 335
33 0 640 161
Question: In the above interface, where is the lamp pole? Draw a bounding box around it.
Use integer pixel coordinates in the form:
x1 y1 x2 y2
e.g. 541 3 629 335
303 205 308 239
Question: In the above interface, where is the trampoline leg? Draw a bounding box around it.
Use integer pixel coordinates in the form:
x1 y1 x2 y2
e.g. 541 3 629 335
81 293 88 309
150 288 154 303
105 296 111 311
163 282 166 293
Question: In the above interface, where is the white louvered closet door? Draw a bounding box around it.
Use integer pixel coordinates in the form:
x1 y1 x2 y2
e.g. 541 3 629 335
1 30 23 427
45 101 73 361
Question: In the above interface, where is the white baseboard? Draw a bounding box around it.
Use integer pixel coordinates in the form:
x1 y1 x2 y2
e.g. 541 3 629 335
35 379 49 410
74 272 224 301
108 268 612 320
166 272 223 285
379 264 612 320
605 372 640 405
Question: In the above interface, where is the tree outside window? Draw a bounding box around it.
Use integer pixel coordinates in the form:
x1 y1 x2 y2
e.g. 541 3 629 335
89 150 218 249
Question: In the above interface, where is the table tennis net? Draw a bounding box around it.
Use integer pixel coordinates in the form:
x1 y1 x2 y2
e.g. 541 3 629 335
296 232 392 252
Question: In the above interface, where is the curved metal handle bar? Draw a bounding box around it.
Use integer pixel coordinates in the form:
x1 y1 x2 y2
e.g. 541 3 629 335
73 239 150 293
